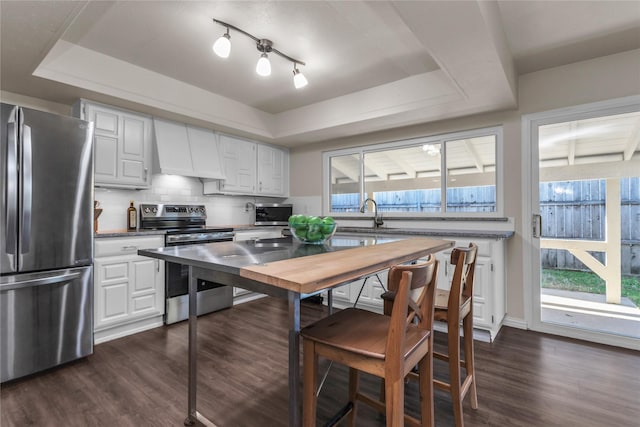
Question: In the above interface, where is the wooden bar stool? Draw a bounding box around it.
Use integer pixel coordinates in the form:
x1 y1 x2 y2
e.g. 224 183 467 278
382 244 478 427
301 258 439 427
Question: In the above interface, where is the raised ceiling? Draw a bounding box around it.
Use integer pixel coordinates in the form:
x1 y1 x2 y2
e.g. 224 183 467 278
1 1 639 146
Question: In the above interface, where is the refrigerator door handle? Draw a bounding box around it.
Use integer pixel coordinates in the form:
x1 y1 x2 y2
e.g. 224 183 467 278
20 123 33 258
5 121 17 255
0 271 80 292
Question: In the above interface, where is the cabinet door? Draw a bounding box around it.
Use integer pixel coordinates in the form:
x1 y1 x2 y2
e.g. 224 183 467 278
87 105 120 185
472 255 492 328
119 112 151 186
187 127 225 179
219 135 256 194
332 282 351 303
352 273 385 308
436 249 493 328
85 102 151 188
130 258 164 317
257 145 285 196
94 257 130 328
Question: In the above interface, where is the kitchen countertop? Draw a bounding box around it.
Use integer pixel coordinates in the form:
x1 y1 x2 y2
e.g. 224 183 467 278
96 225 512 239
95 229 167 238
95 225 283 238
337 226 514 239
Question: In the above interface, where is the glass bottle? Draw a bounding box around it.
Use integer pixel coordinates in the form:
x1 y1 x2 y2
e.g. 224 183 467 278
127 201 137 231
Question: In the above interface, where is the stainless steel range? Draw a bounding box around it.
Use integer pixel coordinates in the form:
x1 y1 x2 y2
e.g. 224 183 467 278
139 204 234 324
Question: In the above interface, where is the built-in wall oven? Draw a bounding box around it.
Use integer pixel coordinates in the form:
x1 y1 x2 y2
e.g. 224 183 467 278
139 204 234 324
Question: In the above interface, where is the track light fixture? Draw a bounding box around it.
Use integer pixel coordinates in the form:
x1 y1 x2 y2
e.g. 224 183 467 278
212 18 308 89
212 28 231 58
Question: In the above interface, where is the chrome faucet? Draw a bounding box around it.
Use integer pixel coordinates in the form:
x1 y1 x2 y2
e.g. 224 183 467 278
359 198 384 228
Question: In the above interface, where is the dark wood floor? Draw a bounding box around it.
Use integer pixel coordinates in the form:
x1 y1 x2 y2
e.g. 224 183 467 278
1 297 639 427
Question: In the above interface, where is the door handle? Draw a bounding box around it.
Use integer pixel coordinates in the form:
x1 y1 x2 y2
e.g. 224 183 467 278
0 271 80 292
532 213 542 238
20 123 33 257
5 121 17 255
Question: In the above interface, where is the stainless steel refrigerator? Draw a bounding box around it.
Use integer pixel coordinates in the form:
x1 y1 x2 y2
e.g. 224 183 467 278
1 103 94 382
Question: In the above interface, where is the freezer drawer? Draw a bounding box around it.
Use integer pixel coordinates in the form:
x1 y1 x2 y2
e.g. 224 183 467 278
0 266 93 382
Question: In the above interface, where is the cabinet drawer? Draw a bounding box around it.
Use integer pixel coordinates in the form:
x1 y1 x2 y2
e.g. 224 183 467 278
95 236 164 258
234 229 282 241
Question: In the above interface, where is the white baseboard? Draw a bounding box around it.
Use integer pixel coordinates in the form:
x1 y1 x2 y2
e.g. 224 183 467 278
94 315 164 344
233 293 268 305
502 316 528 330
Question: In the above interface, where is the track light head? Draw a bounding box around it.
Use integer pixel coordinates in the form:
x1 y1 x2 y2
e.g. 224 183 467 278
256 53 271 76
293 65 308 89
213 30 231 58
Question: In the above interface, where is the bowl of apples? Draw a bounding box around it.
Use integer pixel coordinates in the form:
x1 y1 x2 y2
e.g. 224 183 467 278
288 215 336 245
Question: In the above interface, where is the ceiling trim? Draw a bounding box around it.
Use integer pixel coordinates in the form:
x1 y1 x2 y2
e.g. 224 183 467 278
32 1 519 146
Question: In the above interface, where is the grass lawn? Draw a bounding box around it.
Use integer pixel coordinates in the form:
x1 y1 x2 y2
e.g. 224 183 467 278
542 269 640 307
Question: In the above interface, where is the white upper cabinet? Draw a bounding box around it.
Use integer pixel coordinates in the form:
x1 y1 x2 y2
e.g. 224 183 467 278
75 100 152 189
217 134 257 194
153 118 225 179
204 135 289 197
257 144 286 196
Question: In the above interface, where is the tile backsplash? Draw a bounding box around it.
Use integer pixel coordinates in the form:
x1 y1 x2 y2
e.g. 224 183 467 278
94 174 285 231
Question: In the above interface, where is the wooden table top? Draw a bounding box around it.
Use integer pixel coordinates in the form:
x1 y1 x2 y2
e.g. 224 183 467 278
240 237 453 295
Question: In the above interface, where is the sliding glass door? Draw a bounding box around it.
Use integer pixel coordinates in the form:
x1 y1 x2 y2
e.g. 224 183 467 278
524 97 640 350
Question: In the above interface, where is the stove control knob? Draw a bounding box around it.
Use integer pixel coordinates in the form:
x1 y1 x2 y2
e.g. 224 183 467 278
143 207 150 213
152 207 158 213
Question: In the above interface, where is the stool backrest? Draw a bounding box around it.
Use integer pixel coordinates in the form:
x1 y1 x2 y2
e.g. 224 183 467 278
448 243 478 317
386 257 439 355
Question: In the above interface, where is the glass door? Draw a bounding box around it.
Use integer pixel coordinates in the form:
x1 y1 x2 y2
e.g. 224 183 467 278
524 97 640 349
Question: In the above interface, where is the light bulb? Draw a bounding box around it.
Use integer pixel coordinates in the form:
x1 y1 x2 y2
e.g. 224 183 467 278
213 33 231 58
256 53 271 76
293 68 308 89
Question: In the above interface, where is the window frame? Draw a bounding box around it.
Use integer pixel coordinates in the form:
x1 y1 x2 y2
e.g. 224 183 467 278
322 125 504 217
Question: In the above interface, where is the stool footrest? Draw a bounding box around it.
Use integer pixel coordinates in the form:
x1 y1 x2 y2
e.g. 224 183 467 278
323 401 353 427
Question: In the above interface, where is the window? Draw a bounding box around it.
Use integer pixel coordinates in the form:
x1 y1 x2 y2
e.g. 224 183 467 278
323 126 502 216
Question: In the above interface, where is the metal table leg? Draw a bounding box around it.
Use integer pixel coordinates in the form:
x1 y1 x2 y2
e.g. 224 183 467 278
185 267 219 427
288 291 301 427
185 266 198 426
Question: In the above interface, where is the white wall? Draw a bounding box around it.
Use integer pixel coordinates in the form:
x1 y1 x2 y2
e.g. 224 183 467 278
95 174 266 231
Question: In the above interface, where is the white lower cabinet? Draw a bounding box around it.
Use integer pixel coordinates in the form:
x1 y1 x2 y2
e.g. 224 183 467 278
330 271 388 313
329 236 506 341
94 235 165 343
434 238 505 340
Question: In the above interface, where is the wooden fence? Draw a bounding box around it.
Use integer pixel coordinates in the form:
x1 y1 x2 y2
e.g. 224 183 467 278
540 178 639 275
331 186 496 213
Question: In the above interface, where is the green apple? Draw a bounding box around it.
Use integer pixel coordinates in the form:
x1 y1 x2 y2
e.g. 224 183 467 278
320 217 335 234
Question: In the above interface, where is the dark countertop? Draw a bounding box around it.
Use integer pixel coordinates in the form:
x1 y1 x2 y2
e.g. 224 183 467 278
138 235 402 275
96 225 283 238
98 225 513 240
336 227 514 239
95 229 167 238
